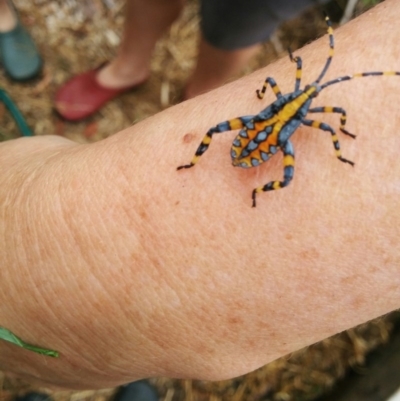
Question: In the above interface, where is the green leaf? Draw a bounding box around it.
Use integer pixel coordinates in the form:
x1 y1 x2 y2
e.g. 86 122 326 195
0 326 59 357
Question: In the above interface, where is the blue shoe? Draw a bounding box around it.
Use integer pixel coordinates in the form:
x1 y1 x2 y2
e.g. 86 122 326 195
114 381 159 401
0 4 42 81
15 393 52 401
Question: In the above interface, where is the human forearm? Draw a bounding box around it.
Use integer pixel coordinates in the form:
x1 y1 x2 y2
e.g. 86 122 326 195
1 0 400 389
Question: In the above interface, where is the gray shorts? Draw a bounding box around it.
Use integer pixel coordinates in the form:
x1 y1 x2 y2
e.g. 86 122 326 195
200 0 327 50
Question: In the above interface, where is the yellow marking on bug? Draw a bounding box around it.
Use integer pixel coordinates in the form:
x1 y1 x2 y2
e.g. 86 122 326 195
202 135 211 145
384 71 397 76
229 118 244 130
311 120 321 128
325 106 334 112
305 85 318 97
231 146 240 158
284 155 295 167
191 155 200 164
273 181 282 189
279 87 316 123
279 101 301 122
254 117 278 132
272 85 281 96
296 69 302 79
353 73 364 78
332 134 339 142
236 134 254 153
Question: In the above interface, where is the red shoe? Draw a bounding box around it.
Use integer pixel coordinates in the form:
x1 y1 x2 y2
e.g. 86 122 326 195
54 65 147 121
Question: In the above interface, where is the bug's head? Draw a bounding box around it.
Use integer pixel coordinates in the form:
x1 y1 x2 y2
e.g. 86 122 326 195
305 83 322 98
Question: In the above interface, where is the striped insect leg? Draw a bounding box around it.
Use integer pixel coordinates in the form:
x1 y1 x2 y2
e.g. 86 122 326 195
302 118 354 166
251 141 295 207
315 15 334 84
308 106 356 138
320 71 400 91
256 77 283 100
288 48 303 91
177 116 254 170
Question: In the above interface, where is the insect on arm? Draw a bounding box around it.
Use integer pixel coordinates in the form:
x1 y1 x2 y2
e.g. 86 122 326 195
178 15 400 207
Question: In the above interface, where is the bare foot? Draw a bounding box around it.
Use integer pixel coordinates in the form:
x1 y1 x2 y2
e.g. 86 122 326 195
96 60 150 89
0 0 17 32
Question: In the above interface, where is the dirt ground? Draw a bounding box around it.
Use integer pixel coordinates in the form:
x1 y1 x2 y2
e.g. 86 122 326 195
0 0 393 400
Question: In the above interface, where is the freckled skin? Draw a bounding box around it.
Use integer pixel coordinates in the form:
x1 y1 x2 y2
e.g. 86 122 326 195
183 133 195 144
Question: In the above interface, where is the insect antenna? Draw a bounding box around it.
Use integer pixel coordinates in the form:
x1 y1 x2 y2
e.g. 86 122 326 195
320 71 400 91
315 15 334 84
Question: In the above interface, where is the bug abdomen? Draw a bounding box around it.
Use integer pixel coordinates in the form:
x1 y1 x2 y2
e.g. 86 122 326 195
231 125 280 168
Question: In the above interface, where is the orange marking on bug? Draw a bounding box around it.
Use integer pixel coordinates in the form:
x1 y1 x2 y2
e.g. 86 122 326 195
254 118 277 132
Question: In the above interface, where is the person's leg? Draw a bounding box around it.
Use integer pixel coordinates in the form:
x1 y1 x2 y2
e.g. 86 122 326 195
97 0 184 89
55 0 184 120
0 0 17 32
184 0 327 99
184 38 261 99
